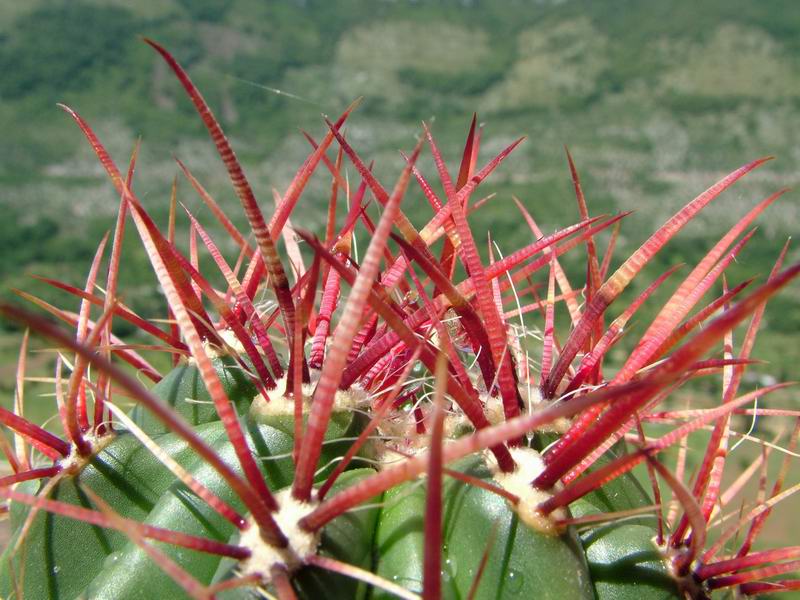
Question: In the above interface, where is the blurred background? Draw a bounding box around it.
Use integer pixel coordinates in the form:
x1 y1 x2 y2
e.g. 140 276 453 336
0 0 798 562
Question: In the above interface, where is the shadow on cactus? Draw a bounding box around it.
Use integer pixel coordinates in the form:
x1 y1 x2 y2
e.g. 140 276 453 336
0 39 799 599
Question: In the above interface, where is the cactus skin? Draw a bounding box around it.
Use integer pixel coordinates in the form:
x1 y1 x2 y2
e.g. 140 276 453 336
1 432 188 599
0 365 373 600
374 455 597 600
129 358 257 435
1 38 799 600
572 459 676 600
1 364 670 600
211 468 382 600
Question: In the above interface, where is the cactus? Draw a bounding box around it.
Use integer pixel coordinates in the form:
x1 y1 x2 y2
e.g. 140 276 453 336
1 40 799 599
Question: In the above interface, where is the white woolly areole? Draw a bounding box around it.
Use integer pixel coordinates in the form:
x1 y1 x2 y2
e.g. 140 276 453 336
374 400 473 464
528 391 572 434
481 393 507 426
250 373 368 419
462 390 567 436
478 388 570 433
250 375 316 418
196 329 246 361
486 446 565 536
239 489 321 581
58 431 115 477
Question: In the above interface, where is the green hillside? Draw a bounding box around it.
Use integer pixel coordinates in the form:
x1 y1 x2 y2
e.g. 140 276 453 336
2 0 799 371
0 0 799 576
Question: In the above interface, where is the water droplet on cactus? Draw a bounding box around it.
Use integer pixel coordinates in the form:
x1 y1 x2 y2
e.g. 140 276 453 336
506 568 524 594
395 576 422 593
102 551 123 569
443 554 458 580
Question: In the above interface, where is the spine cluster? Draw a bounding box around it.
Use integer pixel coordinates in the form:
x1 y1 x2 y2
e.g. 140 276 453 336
0 39 797 600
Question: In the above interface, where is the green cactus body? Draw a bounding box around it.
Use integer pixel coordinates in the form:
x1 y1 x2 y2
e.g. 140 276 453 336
573 459 678 600
212 468 382 600
1 362 680 600
1 431 194 599
0 364 376 599
129 357 257 434
373 454 595 600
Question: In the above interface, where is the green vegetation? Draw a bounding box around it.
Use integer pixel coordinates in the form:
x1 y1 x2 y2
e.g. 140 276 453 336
0 5 796 508
0 0 798 588
1 0 798 406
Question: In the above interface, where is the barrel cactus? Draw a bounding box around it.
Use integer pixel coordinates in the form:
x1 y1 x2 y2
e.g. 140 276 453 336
1 40 798 599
